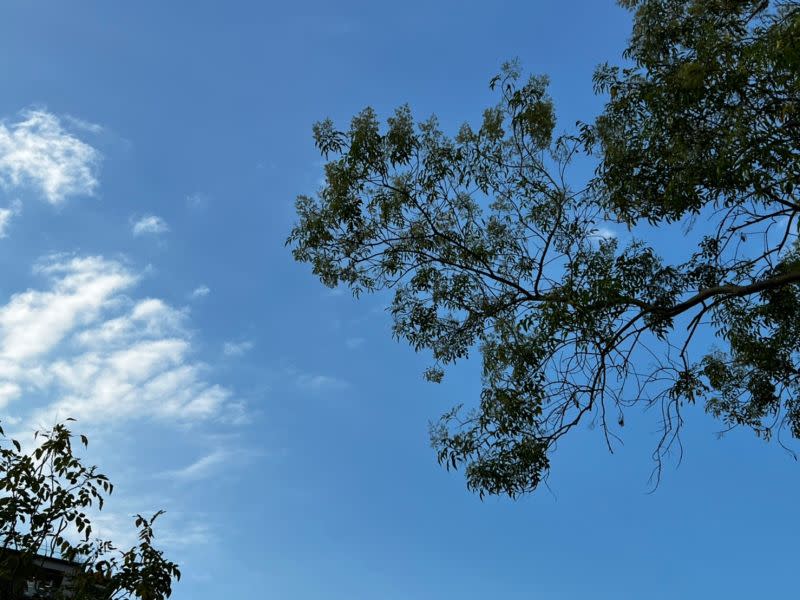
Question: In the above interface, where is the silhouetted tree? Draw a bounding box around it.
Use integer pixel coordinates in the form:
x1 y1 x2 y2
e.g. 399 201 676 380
0 421 180 599
289 0 800 496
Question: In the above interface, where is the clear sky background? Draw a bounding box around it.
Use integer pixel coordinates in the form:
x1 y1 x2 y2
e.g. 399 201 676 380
0 1 798 598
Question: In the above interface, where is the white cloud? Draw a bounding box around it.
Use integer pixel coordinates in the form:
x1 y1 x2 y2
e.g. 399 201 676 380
0 209 13 238
0 199 22 238
0 255 135 363
0 382 21 409
0 255 239 430
131 215 170 236
222 340 253 357
591 226 617 240
0 109 100 204
191 285 210 299
0 255 241 581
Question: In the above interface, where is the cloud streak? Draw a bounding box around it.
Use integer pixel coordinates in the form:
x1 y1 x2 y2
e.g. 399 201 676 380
161 449 233 482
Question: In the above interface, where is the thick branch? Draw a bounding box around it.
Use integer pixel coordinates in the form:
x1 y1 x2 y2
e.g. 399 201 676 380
658 267 800 320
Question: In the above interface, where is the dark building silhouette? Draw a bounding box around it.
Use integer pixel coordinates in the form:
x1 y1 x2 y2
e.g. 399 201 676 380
0 550 79 598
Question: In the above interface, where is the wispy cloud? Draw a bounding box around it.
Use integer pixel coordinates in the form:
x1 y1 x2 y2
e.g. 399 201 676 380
0 199 22 238
87 501 215 553
0 109 101 204
295 373 349 392
63 115 104 135
155 518 215 549
131 215 170 236
0 255 239 429
345 337 365 350
186 192 208 210
190 285 210 299
161 449 233 482
222 340 254 357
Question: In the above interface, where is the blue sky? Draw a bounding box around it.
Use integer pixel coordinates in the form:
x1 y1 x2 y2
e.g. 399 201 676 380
1 1 798 598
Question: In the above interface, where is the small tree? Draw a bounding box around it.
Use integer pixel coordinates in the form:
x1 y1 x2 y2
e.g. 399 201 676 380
0 420 180 599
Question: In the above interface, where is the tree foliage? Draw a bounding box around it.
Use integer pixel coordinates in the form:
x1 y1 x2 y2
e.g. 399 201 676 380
0 421 180 599
288 0 800 497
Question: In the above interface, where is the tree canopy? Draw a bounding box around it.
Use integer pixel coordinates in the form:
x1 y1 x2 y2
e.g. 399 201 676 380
0 421 180 599
288 0 800 497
